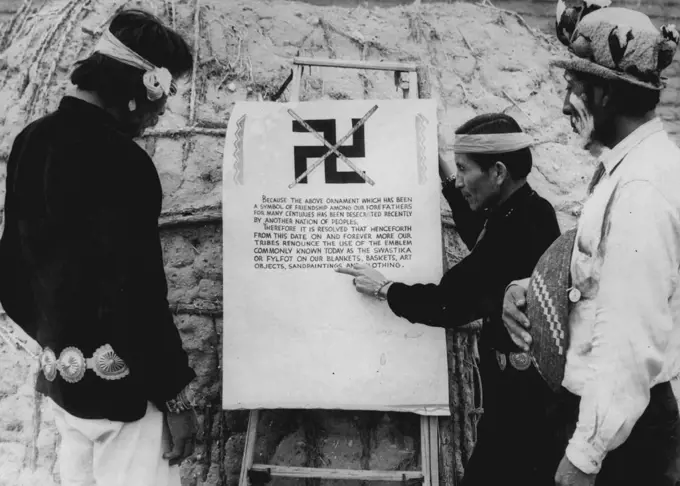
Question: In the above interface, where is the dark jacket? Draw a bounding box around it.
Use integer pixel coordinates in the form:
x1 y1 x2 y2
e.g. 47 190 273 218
0 96 195 422
387 180 561 350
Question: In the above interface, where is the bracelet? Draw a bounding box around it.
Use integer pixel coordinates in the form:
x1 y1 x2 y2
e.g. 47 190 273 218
165 381 199 414
166 388 191 414
374 280 392 301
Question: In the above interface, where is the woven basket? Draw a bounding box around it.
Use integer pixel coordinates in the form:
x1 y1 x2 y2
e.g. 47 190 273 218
525 228 577 393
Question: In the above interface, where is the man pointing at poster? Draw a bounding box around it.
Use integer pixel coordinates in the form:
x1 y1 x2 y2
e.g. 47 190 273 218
337 113 561 486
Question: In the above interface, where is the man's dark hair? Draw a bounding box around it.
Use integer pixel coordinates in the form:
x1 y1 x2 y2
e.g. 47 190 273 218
454 113 532 180
71 9 193 110
571 70 660 117
607 80 660 117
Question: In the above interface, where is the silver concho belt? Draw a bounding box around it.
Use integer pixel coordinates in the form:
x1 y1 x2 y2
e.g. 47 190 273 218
496 350 532 371
39 344 130 383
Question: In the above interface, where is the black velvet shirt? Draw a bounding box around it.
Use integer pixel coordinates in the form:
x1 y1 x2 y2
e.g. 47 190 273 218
387 181 561 350
0 96 195 422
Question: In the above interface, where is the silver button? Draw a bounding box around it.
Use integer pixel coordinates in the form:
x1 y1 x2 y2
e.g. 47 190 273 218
568 287 581 303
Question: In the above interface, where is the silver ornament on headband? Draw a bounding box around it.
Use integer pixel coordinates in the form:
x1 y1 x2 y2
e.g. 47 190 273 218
143 68 174 101
93 29 177 101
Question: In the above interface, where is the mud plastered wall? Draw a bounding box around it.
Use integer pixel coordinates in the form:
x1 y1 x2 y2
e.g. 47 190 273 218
0 0 598 485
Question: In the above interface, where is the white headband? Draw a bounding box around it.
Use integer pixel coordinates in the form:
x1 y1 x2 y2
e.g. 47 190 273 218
93 28 176 101
454 133 534 154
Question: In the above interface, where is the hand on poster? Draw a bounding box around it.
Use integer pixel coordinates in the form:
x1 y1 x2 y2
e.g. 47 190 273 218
336 263 393 299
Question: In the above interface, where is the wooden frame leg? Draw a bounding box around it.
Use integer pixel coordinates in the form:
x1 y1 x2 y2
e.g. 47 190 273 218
407 71 419 99
429 417 440 486
420 416 432 486
420 416 441 486
239 410 260 486
289 64 304 103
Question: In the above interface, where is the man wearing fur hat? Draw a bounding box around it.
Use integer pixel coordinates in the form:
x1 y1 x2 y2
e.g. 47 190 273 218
502 4 680 486
0 9 201 486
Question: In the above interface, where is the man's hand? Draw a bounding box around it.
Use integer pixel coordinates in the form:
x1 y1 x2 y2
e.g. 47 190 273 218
335 264 388 297
502 282 532 351
555 455 596 486
438 153 454 181
163 409 197 466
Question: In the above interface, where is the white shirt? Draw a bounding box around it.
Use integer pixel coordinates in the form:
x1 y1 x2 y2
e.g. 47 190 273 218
563 117 680 474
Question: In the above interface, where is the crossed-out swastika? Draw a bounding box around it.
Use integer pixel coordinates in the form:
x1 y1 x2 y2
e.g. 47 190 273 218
292 119 365 184
287 105 378 188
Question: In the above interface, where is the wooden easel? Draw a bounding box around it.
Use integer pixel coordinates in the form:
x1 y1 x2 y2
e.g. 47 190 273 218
238 56 442 486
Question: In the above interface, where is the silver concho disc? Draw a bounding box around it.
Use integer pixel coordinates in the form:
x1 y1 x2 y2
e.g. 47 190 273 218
568 287 582 303
92 345 129 380
58 347 86 383
40 348 58 382
509 352 531 371
496 351 507 371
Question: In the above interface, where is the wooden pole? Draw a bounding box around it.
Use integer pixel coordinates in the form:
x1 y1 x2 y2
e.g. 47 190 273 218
238 410 259 486
294 57 417 72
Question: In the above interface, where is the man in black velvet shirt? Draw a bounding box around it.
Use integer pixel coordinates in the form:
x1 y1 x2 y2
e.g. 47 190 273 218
0 9 200 486
338 113 561 486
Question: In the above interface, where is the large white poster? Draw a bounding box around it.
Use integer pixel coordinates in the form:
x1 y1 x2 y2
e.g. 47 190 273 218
222 99 449 415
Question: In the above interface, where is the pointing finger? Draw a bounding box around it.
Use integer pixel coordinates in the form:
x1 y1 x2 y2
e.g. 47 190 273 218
335 267 360 277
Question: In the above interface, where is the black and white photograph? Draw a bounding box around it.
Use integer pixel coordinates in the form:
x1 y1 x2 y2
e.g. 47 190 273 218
0 0 679 485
